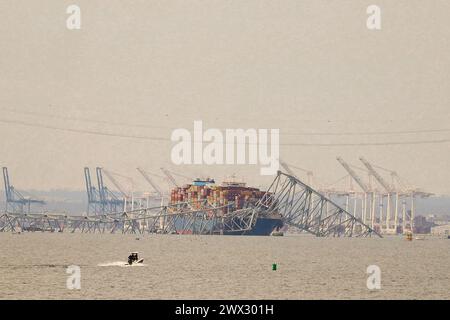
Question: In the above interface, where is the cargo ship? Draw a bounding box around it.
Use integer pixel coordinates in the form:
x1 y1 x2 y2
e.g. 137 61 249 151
169 178 283 236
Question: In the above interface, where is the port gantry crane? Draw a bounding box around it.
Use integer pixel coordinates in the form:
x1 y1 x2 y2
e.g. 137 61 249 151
102 169 140 211
160 167 194 188
0 170 381 237
85 167 122 215
317 174 352 198
84 167 101 215
102 170 130 200
336 157 374 228
136 167 164 198
2 167 45 214
160 167 179 188
95 167 123 214
361 160 432 233
359 157 398 232
279 159 314 187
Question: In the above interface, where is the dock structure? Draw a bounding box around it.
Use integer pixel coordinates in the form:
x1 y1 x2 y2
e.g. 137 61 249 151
0 171 380 237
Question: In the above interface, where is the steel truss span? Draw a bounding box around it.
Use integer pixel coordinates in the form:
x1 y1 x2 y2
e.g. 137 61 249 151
0 171 381 237
256 171 381 237
0 201 256 235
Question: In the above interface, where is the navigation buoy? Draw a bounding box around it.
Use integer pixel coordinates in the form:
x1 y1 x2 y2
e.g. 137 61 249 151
405 231 413 241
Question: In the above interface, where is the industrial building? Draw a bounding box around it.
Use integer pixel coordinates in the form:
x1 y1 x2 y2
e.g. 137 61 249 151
431 224 450 237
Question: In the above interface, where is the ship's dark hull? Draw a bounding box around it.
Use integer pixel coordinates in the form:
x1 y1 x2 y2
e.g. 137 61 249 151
172 215 284 236
223 216 284 236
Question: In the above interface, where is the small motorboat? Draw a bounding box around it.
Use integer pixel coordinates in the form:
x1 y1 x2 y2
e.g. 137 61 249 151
127 252 144 265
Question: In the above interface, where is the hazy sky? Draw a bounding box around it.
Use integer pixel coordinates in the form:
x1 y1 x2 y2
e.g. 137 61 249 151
0 1 449 194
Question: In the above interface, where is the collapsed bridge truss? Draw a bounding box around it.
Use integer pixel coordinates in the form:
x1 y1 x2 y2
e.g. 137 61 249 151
0 171 380 237
0 200 256 235
254 172 381 237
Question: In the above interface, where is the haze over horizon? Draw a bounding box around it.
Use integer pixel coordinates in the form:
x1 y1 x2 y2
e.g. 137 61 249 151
1 1 449 194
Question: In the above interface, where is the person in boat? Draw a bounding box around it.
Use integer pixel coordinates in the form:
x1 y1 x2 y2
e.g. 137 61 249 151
128 252 140 265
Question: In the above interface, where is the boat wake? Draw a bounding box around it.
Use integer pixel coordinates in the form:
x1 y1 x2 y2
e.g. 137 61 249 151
97 261 146 267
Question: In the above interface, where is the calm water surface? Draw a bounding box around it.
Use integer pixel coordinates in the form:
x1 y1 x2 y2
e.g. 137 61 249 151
0 233 448 299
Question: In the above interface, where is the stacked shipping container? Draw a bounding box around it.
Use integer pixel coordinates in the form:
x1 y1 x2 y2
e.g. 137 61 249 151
169 180 266 211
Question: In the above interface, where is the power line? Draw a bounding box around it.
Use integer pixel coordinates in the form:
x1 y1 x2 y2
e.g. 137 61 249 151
281 128 450 136
0 107 167 130
2 117 450 147
2 117 450 146
0 118 169 142
280 139 450 146
2 107 450 137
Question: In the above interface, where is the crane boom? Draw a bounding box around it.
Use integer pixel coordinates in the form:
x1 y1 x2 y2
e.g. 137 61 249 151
279 159 314 185
96 167 106 203
168 170 194 181
102 169 129 198
359 157 392 192
84 167 94 202
279 160 298 178
3 167 12 202
336 157 370 193
2 167 45 204
136 167 163 197
160 168 178 187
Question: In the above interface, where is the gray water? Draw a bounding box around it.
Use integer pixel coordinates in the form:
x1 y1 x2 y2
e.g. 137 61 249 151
0 233 448 299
